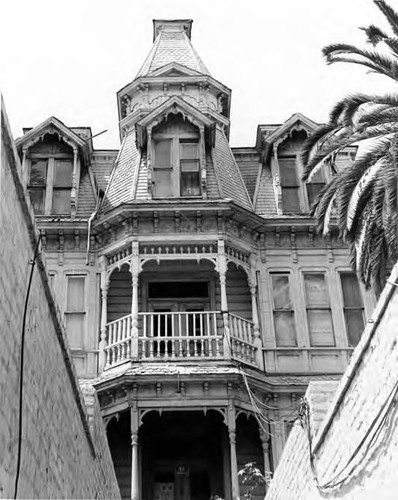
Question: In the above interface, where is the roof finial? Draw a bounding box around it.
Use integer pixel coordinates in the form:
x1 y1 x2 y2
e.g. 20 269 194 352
152 19 193 41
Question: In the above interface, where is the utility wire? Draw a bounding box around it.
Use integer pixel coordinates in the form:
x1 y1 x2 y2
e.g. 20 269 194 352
14 233 42 500
300 378 398 491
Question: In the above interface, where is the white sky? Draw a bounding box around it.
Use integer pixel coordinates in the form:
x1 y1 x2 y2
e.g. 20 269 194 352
1 0 397 149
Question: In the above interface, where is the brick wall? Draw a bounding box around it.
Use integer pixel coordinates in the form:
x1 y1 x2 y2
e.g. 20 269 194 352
0 98 120 499
266 262 398 499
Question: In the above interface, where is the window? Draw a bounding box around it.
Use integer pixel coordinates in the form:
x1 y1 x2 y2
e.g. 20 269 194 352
28 157 73 215
340 272 365 347
28 160 47 214
306 169 326 208
271 273 297 347
303 273 335 346
279 156 301 213
151 118 201 198
65 276 85 349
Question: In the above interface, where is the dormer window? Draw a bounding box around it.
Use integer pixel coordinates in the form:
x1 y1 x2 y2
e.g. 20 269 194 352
306 169 326 208
28 157 73 215
279 156 301 213
151 114 201 198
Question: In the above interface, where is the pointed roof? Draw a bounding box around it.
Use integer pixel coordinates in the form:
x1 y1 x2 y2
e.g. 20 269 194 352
136 20 210 78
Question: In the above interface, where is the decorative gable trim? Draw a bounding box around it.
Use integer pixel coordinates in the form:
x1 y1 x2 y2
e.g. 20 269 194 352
148 62 203 78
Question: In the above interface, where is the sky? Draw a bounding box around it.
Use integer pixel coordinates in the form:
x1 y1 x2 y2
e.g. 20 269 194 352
1 0 398 150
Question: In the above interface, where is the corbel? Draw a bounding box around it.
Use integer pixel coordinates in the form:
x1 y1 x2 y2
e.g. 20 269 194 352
180 82 185 95
260 232 266 263
198 82 204 104
174 211 181 232
308 225 314 246
163 83 168 95
89 235 96 265
196 211 202 233
203 382 209 396
199 126 207 198
74 229 80 249
145 83 149 104
290 226 298 263
153 211 159 233
40 229 47 250
58 229 64 266
238 225 247 239
275 226 281 246
326 234 334 263
156 382 162 397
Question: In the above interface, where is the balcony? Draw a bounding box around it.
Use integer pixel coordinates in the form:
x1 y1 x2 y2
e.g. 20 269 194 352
102 311 258 370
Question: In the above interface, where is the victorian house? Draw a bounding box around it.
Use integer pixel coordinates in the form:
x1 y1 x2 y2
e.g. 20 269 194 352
15 19 374 500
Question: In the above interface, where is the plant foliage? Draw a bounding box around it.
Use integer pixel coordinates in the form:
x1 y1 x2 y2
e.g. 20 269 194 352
302 0 398 292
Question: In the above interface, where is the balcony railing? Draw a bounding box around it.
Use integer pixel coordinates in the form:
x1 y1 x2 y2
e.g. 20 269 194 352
103 311 257 370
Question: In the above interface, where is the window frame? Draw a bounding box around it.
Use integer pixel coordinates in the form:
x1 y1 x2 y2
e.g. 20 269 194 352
302 271 335 347
64 274 86 350
27 153 73 215
270 271 298 347
339 271 365 347
151 131 202 199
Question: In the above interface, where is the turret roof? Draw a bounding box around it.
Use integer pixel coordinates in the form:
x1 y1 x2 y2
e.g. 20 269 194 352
135 20 210 78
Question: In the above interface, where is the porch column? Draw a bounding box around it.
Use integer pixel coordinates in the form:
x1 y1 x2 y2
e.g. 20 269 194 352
248 263 264 370
99 255 109 372
217 240 231 359
227 404 240 500
259 430 271 492
130 401 140 500
130 240 141 360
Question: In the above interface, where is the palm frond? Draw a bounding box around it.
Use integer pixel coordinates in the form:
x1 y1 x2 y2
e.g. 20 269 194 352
375 0 398 37
360 24 388 45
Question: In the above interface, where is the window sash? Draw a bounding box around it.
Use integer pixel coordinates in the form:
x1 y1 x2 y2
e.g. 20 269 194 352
282 187 300 213
67 276 85 312
304 273 335 346
340 273 365 346
271 273 297 347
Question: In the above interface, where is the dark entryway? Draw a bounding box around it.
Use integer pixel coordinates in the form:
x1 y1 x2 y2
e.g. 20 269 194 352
141 410 226 500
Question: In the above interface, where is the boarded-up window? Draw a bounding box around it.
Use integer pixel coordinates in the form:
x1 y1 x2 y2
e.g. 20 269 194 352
153 139 173 197
28 159 47 214
65 276 85 349
180 140 200 196
304 273 334 346
52 160 72 214
271 273 297 347
340 272 364 347
279 156 301 213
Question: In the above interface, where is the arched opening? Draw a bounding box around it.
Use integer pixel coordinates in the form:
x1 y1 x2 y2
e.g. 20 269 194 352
107 263 133 323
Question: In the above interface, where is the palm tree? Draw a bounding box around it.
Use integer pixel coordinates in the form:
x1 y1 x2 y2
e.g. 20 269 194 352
302 0 398 293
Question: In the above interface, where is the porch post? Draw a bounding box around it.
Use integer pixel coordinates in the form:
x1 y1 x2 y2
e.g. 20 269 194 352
130 240 141 360
130 400 140 500
217 240 231 359
99 255 109 372
227 403 240 500
259 430 271 492
248 264 264 370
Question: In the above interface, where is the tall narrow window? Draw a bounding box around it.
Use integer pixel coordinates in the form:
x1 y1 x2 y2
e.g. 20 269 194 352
304 273 335 346
180 139 200 196
271 273 297 347
279 156 301 213
153 139 173 197
65 276 85 349
340 272 365 346
306 169 326 209
52 160 73 214
28 159 47 214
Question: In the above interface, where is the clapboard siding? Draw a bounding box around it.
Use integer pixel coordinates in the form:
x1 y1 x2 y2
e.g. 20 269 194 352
107 264 133 323
226 265 252 320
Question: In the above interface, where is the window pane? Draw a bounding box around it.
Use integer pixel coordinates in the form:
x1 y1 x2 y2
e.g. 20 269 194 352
52 189 71 214
308 310 335 346
153 170 173 197
304 274 329 306
181 172 200 196
154 139 171 167
341 273 363 307
67 277 85 311
307 183 325 207
54 160 73 187
345 310 364 347
180 159 200 172
279 157 298 186
28 189 45 214
65 313 84 348
271 275 292 309
180 141 199 160
282 187 300 213
274 311 297 347
30 160 47 186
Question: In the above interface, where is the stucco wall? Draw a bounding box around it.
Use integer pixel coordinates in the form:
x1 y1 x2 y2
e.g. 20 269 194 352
0 98 120 499
266 262 398 500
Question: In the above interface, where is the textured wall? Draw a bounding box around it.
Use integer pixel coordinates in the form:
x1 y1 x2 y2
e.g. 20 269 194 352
266 263 398 500
0 99 120 499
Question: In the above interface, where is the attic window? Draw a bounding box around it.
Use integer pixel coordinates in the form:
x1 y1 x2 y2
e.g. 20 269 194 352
279 156 301 213
151 116 201 198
